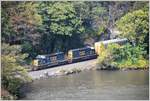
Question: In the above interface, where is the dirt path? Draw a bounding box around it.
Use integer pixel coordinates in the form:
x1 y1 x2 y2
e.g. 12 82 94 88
28 59 97 79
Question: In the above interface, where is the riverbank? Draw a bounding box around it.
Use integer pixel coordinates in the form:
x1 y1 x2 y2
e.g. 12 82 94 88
28 58 148 80
95 62 148 71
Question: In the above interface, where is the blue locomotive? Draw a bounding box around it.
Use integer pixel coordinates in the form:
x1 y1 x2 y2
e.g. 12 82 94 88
32 52 68 70
68 47 97 63
32 46 97 70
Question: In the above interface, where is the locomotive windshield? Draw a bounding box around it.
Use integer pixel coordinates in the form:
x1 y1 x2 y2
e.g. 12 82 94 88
36 55 46 59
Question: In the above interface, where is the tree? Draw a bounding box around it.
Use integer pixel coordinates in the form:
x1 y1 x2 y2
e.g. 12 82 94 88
1 1 43 59
73 1 110 42
2 1 148 58
116 5 149 54
1 43 31 99
38 1 85 53
2 1 42 43
1 1 19 43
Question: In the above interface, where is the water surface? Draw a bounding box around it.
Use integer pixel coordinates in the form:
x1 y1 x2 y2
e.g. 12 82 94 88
22 70 149 100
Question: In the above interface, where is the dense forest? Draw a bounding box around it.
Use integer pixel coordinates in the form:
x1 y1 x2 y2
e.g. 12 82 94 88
1 1 149 99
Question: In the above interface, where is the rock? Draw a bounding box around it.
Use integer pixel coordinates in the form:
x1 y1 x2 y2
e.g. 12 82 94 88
44 72 49 77
47 72 54 76
122 68 127 71
69 70 74 74
39 75 43 78
64 71 69 75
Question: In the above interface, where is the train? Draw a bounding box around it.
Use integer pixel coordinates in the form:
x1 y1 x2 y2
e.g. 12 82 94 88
32 38 128 71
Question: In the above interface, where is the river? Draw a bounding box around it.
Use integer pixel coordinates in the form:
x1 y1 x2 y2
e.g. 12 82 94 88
21 70 149 100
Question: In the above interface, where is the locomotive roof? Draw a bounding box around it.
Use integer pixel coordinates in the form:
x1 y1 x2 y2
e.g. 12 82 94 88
69 46 94 52
36 52 64 59
48 52 64 56
95 38 128 45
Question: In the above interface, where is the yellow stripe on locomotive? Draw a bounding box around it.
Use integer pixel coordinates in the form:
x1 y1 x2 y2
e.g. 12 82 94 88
32 59 39 66
68 50 73 63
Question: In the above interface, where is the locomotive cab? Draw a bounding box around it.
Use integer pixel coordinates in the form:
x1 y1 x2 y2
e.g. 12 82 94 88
32 55 47 70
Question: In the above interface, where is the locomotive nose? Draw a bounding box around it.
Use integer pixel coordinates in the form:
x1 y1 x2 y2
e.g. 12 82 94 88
32 59 39 66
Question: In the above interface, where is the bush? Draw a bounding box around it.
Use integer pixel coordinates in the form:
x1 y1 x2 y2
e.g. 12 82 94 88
97 43 148 69
1 88 15 100
97 43 112 64
1 44 32 100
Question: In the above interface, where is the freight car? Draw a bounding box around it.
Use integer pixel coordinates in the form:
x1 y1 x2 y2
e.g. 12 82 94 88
94 38 128 55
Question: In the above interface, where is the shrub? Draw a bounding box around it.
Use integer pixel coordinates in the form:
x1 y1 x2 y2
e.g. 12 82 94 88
1 88 15 100
97 43 148 69
1 44 32 100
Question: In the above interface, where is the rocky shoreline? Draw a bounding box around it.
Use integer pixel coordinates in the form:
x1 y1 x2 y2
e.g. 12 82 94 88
33 66 95 80
30 63 148 81
28 59 97 80
27 59 148 81
96 63 148 71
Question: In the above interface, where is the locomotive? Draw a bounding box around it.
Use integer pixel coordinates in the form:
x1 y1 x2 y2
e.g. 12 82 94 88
32 46 97 70
32 38 128 71
32 52 68 70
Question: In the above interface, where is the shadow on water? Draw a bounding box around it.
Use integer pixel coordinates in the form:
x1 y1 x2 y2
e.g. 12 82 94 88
21 70 149 100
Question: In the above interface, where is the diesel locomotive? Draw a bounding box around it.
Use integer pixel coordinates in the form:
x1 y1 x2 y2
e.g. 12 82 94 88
32 52 68 70
32 46 97 70
32 38 128 71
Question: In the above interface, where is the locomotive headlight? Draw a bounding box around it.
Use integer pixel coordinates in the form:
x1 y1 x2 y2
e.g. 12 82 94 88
90 47 94 49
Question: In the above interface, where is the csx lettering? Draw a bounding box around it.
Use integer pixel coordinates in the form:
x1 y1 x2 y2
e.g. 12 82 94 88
80 51 85 56
50 56 57 61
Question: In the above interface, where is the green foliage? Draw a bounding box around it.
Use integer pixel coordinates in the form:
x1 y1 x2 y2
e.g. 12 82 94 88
1 2 42 43
36 1 87 53
98 43 149 69
109 43 146 62
1 1 149 99
1 2 17 43
2 1 148 58
97 26 107 35
73 2 108 36
1 88 15 100
1 43 32 100
39 2 84 36
116 6 149 47
97 43 115 68
117 58 148 69
112 44 148 69
2 43 29 65
98 50 107 64
1 1 43 60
